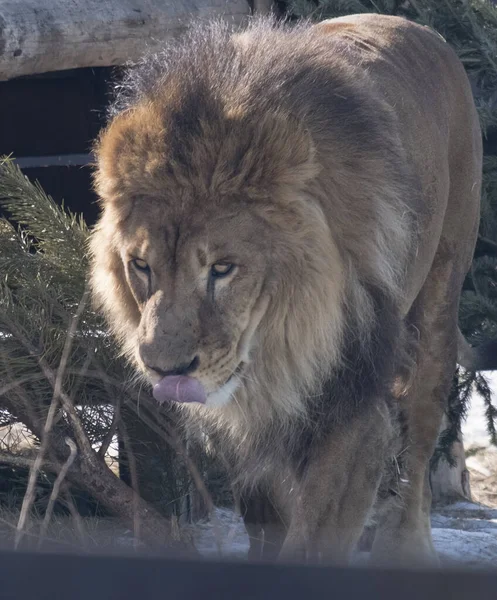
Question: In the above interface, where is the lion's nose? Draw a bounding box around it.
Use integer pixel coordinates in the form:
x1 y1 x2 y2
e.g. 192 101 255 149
145 355 200 379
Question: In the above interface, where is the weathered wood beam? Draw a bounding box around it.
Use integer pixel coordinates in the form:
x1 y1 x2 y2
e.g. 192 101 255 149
0 0 251 81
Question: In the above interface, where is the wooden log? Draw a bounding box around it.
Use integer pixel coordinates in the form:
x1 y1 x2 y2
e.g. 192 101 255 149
0 0 250 81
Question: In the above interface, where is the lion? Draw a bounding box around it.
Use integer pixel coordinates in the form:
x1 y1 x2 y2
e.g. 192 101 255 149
89 14 495 566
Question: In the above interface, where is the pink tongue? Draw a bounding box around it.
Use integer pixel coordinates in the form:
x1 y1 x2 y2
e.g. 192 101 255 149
153 375 207 405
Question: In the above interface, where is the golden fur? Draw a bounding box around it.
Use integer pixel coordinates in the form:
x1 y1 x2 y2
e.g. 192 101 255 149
90 15 483 565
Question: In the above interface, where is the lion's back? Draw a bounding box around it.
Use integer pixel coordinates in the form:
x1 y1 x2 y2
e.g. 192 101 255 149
307 14 481 308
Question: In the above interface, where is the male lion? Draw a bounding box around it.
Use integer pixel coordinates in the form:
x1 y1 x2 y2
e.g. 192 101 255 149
89 14 494 565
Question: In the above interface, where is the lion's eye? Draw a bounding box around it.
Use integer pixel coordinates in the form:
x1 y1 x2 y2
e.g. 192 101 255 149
211 263 235 278
131 258 150 273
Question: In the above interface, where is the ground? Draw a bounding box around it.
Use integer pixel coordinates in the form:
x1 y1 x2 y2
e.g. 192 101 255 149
190 502 497 568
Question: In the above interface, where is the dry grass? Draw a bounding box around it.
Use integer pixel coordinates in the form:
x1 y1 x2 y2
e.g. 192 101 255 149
0 506 141 554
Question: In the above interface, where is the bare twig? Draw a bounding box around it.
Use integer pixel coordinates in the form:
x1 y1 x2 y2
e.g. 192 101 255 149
118 422 141 547
62 485 89 550
37 438 77 549
98 381 122 458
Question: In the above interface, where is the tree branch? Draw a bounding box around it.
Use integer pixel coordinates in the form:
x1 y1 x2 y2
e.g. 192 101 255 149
0 451 59 472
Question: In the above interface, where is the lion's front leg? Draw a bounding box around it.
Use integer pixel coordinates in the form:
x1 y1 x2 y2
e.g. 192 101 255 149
240 490 287 561
278 401 394 565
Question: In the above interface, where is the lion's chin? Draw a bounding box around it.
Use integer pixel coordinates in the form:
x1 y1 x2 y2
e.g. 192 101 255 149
204 376 241 408
203 362 245 408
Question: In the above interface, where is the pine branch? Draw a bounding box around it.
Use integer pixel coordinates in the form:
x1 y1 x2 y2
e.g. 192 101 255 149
0 158 89 280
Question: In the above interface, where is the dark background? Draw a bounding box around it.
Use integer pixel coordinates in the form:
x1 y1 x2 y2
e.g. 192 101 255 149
0 67 116 226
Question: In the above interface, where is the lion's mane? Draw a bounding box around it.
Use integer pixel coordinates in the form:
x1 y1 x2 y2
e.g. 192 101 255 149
90 18 415 483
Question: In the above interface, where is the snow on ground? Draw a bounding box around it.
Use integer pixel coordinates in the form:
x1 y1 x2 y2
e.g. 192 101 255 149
191 504 497 568
192 504 497 569
192 508 250 560
432 502 497 568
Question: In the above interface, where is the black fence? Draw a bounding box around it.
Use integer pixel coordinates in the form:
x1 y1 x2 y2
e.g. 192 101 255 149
0 552 496 600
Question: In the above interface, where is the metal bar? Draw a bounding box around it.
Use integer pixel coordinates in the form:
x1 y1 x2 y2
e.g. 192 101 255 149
13 153 94 169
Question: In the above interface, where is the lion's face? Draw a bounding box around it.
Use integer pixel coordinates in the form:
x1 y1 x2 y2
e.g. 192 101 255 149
107 197 274 407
